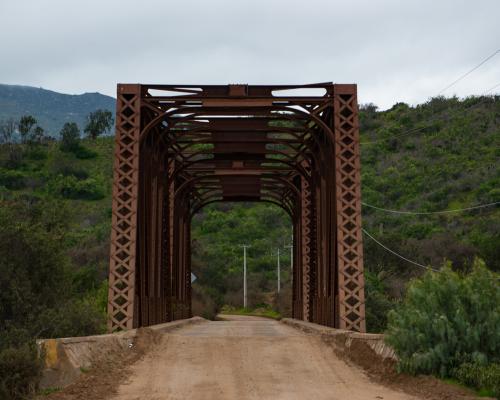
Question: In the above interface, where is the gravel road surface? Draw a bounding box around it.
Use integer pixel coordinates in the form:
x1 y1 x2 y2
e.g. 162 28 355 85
110 315 418 400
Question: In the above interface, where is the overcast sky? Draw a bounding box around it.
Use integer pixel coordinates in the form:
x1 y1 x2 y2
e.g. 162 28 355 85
1 0 499 109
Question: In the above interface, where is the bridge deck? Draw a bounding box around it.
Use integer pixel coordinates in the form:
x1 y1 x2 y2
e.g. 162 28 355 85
110 315 417 400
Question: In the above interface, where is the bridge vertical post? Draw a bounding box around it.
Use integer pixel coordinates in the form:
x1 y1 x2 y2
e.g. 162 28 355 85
107 84 142 332
333 84 366 332
300 172 314 321
185 213 192 318
292 213 302 319
166 159 175 321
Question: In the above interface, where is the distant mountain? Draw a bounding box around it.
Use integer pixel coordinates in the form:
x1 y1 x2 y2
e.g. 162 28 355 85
0 84 116 137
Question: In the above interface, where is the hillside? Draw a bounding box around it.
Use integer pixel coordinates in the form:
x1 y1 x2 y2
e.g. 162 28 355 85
1 93 500 398
0 84 115 136
360 97 500 275
0 94 498 333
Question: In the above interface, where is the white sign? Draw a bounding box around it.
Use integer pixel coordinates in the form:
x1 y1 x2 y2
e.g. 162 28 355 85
191 273 197 283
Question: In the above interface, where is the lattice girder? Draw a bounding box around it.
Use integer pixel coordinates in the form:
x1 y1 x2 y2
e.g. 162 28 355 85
108 83 366 332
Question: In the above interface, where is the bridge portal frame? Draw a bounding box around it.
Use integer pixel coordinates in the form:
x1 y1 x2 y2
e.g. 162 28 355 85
107 83 366 333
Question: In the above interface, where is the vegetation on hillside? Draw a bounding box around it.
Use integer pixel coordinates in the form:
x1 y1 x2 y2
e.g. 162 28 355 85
359 95 499 334
0 94 498 397
361 96 499 273
0 114 112 398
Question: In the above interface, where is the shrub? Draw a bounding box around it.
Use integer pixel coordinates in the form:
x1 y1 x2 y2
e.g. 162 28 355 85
454 362 500 398
72 145 98 160
0 170 25 189
49 156 89 180
192 285 218 320
72 177 105 200
365 270 395 333
386 260 500 377
49 175 105 200
0 202 72 332
59 123 98 159
0 343 42 400
0 200 107 398
25 146 48 160
0 202 70 399
59 122 80 152
37 297 106 338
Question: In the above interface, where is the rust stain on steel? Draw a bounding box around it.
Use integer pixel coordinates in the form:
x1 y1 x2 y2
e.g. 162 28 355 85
108 83 366 332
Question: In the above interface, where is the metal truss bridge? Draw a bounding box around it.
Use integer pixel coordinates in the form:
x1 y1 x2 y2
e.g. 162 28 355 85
107 83 366 332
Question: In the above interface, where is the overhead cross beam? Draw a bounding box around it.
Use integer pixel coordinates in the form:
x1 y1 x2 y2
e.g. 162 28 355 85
108 83 366 332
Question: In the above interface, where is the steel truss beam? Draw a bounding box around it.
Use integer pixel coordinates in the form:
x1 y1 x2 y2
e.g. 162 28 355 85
108 83 365 332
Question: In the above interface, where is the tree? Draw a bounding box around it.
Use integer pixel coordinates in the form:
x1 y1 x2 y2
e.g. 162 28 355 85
84 109 113 140
29 126 46 146
0 118 16 144
0 119 22 167
360 103 378 113
18 116 37 144
59 122 80 152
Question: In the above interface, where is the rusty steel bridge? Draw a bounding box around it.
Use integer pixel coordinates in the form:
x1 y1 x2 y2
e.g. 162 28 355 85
107 83 366 333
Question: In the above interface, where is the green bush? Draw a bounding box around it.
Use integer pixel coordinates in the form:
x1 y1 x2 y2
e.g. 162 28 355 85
0 201 67 398
50 159 89 180
25 146 48 160
386 260 500 377
0 170 25 190
72 145 98 160
49 175 105 200
0 200 107 398
0 343 42 400
38 297 106 338
0 202 72 333
59 122 80 152
365 271 395 333
58 122 97 159
454 362 500 398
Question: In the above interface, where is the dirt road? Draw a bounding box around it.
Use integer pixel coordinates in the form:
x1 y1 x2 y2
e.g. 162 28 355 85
110 315 419 400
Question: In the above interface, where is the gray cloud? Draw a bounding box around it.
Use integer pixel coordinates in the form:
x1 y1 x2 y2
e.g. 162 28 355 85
1 0 499 108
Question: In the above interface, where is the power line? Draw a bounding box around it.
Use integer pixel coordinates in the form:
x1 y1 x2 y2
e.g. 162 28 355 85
361 52 500 146
437 49 500 95
362 201 500 215
484 82 500 94
360 86 499 145
362 228 440 272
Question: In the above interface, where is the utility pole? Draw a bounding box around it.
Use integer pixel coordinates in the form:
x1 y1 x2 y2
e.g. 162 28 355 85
239 245 250 308
285 241 293 272
277 248 281 294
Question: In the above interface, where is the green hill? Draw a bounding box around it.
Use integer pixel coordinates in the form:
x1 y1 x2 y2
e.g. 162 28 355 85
1 93 499 397
0 94 498 335
360 97 499 273
0 84 115 137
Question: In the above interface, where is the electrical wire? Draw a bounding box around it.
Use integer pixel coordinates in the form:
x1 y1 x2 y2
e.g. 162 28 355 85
360 85 499 145
484 82 500 94
358 52 500 271
361 57 500 146
437 49 500 95
361 201 500 215
362 228 440 272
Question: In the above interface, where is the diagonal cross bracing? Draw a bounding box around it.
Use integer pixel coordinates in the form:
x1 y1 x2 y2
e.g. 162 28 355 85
108 83 365 332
